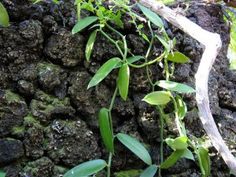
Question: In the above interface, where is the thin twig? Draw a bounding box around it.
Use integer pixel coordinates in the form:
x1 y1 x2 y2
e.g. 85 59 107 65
139 0 236 174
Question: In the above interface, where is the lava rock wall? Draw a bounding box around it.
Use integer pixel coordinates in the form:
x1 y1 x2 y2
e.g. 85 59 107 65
0 1 235 177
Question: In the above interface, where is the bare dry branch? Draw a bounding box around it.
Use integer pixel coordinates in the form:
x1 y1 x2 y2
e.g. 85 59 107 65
139 0 236 174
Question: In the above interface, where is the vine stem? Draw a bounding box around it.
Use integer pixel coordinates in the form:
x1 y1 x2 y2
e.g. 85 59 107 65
143 22 165 175
164 58 170 81
128 52 165 68
106 87 118 177
106 23 124 38
157 106 165 177
107 152 113 177
139 0 236 174
171 95 186 136
76 1 81 21
109 87 118 112
99 23 125 177
145 21 155 90
100 29 125 59
105 24 128 60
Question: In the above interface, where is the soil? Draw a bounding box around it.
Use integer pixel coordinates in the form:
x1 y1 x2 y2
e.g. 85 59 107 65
0 0 235 177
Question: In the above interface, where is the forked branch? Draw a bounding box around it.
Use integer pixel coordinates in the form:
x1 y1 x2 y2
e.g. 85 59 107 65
139 0 236 174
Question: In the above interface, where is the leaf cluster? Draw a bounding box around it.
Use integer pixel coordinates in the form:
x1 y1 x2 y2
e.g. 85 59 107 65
0 0 212 177
64 1 211 177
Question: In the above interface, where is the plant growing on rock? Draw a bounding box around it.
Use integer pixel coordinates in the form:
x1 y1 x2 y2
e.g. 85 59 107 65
0 2 9 27
0 170 6 177
0 0 234 176
63 1 211 177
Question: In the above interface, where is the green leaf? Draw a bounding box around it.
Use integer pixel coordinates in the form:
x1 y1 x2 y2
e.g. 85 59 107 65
98 108 114 153
0 170 6 177
196 147 210 177
156 80 195 94
142 91 171 106
86 30 98 61
117 133 152 165
118 63 130 101
52 0 59 4
112 11 124 28
81 2 94 12
176 95 187 120
0 2 9 27
162 0 175 4
140 165 158 177
138 4 163 28
72 16 98 34
165 136 188 150
160 150 185 169
127 55 145 64
182 149 194 161
167 52 190 63
230 59 236 70
63 159 107 177
156 35 170 52
88 57 121 89
32 0 42 3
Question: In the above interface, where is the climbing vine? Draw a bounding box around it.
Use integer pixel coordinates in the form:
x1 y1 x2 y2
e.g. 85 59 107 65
63 1 211 177
2 0 231 176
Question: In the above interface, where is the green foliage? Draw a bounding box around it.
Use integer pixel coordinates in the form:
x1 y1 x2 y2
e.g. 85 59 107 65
1 0 213 176
165 136 188 150
167 51 190 63
142 91 171 105
182 149 194 161
140 165 158 177
0 170 6 177
87 57 121 89
231 59 236 70
226 10 236 70
32 0 59 4
63 159 107 177
138 4 164 28
161 0 176 5
99 108 114 153
67 1 212 176
126 56 145 64
196 147 211 177
72 16 98 34
96 4 124 27
86 30 98 61
156 35 171 52
176 95 187 120
0 2 9 27
160 150 185 169
75 0 124 28
117 133 152 165
117 63 130 101
156 80 195 93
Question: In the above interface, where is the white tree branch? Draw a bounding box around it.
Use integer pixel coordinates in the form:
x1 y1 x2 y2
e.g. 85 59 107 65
139 0 236 174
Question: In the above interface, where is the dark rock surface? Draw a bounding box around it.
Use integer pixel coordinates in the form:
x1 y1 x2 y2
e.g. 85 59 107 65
30 91 75 124
44 29 85 67
0 90 28 137
0 0 235 177
68 71 112 128
45 119 101 167
21 157 54 177
0 139 24 165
